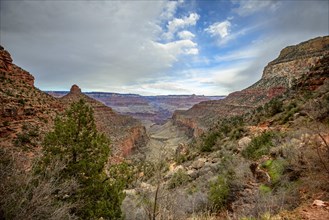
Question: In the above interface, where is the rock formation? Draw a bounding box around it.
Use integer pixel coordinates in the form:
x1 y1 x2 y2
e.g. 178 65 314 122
0 46 62 169
173 36 329 137
0 46 34 86
61 85 147 157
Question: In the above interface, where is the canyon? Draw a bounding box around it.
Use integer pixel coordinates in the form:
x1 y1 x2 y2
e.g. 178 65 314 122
48 91 224 126
1 36 329 219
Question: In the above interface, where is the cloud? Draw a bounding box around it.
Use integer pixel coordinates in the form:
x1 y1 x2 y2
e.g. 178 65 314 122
178 30 195 40
163 13 200 40
214 46 259 63
153 39 198 60
0 0 327 96
160 1 179 20
0 1 198 92
205 20 231 38
231 0 280 16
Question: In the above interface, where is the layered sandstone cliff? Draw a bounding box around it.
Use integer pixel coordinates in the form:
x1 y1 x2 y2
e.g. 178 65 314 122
173 36 329 137
61 85 147 157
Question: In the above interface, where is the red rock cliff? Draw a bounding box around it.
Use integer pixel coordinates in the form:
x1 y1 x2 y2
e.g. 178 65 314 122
0 46 34 86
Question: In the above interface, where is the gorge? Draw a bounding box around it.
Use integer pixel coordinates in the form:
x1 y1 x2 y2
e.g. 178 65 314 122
1 36 329 219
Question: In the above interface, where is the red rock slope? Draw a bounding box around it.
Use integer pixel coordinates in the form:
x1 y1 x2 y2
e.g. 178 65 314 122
0 46 62 167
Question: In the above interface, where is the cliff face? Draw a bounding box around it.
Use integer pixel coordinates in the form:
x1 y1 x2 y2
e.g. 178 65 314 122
173 36 329 137
0 46 34 86
61 85 147 157
0 46 62 168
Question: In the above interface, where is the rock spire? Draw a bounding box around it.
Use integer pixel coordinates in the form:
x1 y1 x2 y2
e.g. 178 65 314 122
70 84 82 94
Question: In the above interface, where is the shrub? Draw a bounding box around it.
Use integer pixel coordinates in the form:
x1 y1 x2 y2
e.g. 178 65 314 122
3 121 9 126
242 131 276 160
259 184 272 194
200 132 219 152
14 132 31 147
18 98 26 105
230 127 245 140
208 175 230 210
264 98 283 117
168 169 190 189
262 159 288 184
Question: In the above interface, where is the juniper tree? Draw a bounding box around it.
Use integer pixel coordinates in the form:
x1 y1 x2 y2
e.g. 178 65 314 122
38 99 127 219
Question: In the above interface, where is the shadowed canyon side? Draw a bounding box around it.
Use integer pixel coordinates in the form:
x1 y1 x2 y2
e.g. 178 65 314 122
61 84 147 157
173 36 329 137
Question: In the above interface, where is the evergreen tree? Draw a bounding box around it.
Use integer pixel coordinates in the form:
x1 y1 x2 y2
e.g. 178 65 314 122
38 99 127 219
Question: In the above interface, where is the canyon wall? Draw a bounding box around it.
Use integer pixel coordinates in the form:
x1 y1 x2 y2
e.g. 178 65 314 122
173 36 329 137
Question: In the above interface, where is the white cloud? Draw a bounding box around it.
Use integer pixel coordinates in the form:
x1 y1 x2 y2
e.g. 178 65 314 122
160 1 179 20
153 39 198 61
177 30 195 40
205 20 231 38
163 13 200 40
231 0 280 17
186 48 199 55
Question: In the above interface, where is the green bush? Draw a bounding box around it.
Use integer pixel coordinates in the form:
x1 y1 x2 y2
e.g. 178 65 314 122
242 131 276 160
14 133 31 147
200 131 219 152
208 175 230 210
168 169 190 189
264 98 283 117
229 127 245 140
262 159 288 184
259 184 272 194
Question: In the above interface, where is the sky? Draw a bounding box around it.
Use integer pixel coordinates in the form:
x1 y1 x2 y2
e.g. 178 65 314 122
1 0 328 96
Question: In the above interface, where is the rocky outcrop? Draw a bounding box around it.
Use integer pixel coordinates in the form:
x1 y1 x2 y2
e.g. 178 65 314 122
173 36 329 137
0 46 34 86
0 46 63 169
61 85 147 157
69 84 81 94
